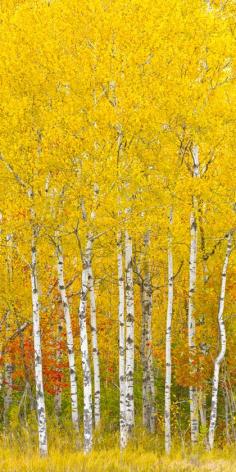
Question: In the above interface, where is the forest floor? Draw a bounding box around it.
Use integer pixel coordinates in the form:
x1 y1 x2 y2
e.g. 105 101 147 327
0 445 236 471
0 427 235 471
0 450 235 472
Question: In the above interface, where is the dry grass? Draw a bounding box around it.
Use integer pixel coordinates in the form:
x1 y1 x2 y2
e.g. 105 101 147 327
0 445 235 472
1 427 235 471
1 451 236 472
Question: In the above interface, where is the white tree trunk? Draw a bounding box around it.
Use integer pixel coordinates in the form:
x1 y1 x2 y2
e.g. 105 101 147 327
54 314 63 421
78 239 93 453
124 231 135 435
4 235 13 426
165 209 173 454
188 144 200 446
3 362 13 426
208 234 232 450
87 238 101 427
188 209 199 446
31 232 48 456
141 232 155 433
117 232 127 448
57 244 79 430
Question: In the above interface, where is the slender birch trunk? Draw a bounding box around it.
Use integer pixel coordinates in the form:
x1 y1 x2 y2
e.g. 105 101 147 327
54 318 63 422
4 235 13 426
208 234 232 450
117 232 127 448
78 238 93 453
87 238 101 427
80 185 101 428
188 210 199 446
141 231 155 433
188 144 200 446
125 231 135 435
0 159 47 453
165 209 174 453
31 230 48 456
199 212 208 436
56 244 79 430
3 362 13 426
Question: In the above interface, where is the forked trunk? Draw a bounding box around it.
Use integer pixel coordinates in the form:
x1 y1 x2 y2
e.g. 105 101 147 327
208 234 232 450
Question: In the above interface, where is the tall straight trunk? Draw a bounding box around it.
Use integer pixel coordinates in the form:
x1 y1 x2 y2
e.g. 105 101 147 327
0 160 47 453
208 234 232 450
199 210 208 436
57 244 79 430
31 231 48 456
87 238 101 427
78 238 93 453
165 209 173 453
188 144 200 446
3 362 13 426
4 235 13 426
54 318 63 421
141 232 155 433
124 231 135 435
117 232 127 448
188 209 199 445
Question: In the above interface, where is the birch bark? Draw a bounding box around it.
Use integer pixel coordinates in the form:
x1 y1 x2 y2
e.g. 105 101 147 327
188 144 200 445
208 234 232 450
165 209 173 453
31 229 48 456
54 318 63 422
4 235 13 426
57 244 79 430
87 237 101 427
141 231 155 433
0 157 48 454
125 231 135 435
78 238 93 453
117 232 127 448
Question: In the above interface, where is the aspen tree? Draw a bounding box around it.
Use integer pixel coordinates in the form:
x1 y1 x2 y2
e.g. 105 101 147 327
54 317 63 421
0 156 48 456
188 145 200 446
165 209 173 454
141 231 155 433
78 236 93 453
208 234 232 449
124 231 135 435
4 241 13 427
56 241 79 431
31 224 48 456
87 248 101 427
117 231 127 448
88 187 101 427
